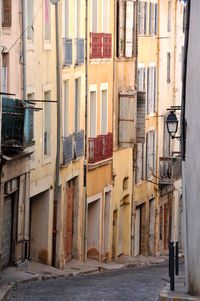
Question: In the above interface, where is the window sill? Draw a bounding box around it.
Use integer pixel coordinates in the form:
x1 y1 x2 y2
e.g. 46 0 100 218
43 41 52 51
89 58 112 64
43 155 52 165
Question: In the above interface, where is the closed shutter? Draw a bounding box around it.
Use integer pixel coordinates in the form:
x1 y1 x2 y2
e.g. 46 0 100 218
2 0 12 27
125 1 134 57
153 131 157 175
139 1 143 35
149 3 154 35
146 132 151 179
136 91 146 143
154 66 157 113
147 68 150 114
119 91 137 147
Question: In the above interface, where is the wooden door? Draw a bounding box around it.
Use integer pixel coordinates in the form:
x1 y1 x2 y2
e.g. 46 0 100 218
112 210 117 259
65 181 74 262
164 203 168 250
134 208 140 256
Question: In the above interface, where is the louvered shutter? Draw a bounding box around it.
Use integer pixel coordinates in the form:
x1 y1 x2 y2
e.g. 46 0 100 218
153 131 157 175
125 1 134 58
136 91 146 143
155 3 158 35
119 91 137 147
149 2 154 35
2 0 12 27
147 68 150 115
136 144 143 184
142 141 146 180
146 131 151 179
150 67 154 113
154 66 157 113
144 2 148 35
139 1 143 35
119 0 125 57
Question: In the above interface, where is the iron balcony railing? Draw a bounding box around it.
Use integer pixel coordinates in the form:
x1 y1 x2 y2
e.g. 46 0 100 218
75 38 84 65
90 33 112 59
2 97 34 151
88 133 113 164
159 156 182 185
62 135 73 166
74 130 84 159
63 38 72 66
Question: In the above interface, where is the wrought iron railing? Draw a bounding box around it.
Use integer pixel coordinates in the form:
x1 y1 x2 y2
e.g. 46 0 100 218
89 33 112 59
88 133 113 164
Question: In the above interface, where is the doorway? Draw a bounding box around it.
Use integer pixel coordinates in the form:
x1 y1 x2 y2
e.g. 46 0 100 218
65 180 74 262
112 209 118 259
104 191 111 258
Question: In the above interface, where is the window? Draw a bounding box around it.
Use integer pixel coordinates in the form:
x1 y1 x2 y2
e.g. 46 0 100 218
27 0 34 41
144 2 148 35
138 67 146 91
167 52 171 83
75 78 81 133
167 1 171 32
2 0 12 27
147 130 157 180
44 91 51 156
102 0 109 33
149 2 155 36
101 88 108 135
147 66 157 114
90 90 97 138
139 1 144 35
62 0 69 38
154 3 158 35
44 0 51 41
91 0 98 32
63 81 69 137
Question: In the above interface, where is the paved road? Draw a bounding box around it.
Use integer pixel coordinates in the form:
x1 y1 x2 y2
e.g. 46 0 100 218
7 263 171 301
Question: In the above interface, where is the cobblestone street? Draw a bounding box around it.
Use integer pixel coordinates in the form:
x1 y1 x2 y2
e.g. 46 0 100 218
6 262 174 301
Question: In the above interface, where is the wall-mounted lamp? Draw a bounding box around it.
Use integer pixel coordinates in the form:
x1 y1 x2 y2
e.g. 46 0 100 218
166 111 181 141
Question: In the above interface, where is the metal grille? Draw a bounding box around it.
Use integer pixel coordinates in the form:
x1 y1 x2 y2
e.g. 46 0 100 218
101 133 113 159
88 136 103 163
62 135 73 166
76 38 84 65
63 38 72 65
74 130 84 159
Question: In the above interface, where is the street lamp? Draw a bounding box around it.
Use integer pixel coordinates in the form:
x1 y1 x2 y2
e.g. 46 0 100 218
166 111 179 139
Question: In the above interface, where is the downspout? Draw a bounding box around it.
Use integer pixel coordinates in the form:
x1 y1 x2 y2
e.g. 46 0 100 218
131 0 139 257
181 0 191 293
22 0 26 100
83 0 88 262
52 2 61 267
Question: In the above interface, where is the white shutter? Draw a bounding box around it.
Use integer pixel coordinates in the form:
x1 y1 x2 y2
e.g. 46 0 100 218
119 0 125 57
154 3 158 35
150 67 154 113
154 66 157 113
136 144 143 184
142 140 146 180
125 1 134 57
139 1 143 35
147 68 150 115
146 131 151 179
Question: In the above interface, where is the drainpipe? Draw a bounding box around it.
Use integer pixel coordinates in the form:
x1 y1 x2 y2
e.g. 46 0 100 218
52 2 61 267
181 0 190 293
131 0 139 257
22 0 26 100
83 0 89 262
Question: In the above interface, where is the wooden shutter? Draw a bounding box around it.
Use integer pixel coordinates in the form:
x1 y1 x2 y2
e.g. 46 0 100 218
139 1 143 35
146 132 151 179
153 131 157 175
125 1 134 58
144 2 148 35
154 3 158 35
2 0 12 27
118 0 125 57
136 91 146 143
154 66 157 113
136 144 143 184
18 175 26 242
118 91 137 147
147 67 152 115
149 3 154 35
142 141 146 180
150 67 154 113
24 173 30 240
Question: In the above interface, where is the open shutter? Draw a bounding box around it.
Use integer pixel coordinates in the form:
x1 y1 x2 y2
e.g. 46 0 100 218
146 132 150 179
154 66 157 113
119 91 137 147
24 173 30 240
136 91 146 143
149 3 154 35
139 1 143 35
142 141 146 180
118 0 125 57
125 1 134 57
153 131 157 175
150 67 154 113
154 3 158 35
136 144 143 184
144 2 148 35
18 175 26 242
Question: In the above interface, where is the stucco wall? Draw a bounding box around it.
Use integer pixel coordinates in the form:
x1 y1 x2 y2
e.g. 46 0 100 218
185 0 200 295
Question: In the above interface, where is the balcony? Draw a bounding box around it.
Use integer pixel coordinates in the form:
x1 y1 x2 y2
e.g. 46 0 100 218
88 133 113 164
90 33 112 59
75 38 84 65
159 156 182 185
74 130 84 159
2 97 34 151
63 38 72 66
